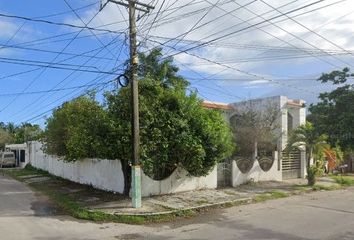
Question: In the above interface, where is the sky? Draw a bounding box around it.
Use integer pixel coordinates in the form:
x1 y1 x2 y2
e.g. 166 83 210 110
0 0 354 127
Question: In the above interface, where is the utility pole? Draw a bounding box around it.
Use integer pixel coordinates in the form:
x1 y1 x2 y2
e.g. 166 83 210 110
101 0 154 208
128 0 141 209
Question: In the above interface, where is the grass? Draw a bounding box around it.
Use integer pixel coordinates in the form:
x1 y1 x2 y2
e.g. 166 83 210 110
312 184 341 191
330 175 354 186
253 190 289 203
196 199 210 205
3 164 49 178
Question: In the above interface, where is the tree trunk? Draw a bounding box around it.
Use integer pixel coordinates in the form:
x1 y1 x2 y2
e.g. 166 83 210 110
307 148 313 169
121 160 132 196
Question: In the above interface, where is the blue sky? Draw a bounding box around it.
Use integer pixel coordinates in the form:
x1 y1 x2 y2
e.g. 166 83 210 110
0 0 353 127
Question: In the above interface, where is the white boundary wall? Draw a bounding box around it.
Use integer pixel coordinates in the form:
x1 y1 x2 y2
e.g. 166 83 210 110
231 153 282 187
141 166 217 197
28 141 217 196
28 141 125 193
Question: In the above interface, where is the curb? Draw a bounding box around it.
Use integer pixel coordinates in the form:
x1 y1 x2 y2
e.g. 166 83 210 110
99 197 253 217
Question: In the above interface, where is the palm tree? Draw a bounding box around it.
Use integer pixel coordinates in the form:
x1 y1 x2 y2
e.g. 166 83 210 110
286 122 329 168
137 48 189 90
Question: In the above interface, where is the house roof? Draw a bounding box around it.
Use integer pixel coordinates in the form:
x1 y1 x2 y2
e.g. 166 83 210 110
202 100 233 110
202 97 305 110
287 99 305 108
5 143 27 149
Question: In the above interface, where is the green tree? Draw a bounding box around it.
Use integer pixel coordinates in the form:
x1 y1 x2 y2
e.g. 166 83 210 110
137 48 189 90
286 122 329 185
44 49 234 196
0 128 13 150
105 78 234 195
0 122 42 148
308 67 354 150
13 123 42 143
286 122 329 167
44 96 112 161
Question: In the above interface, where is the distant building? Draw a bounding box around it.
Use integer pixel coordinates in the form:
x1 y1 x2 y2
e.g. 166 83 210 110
5 143 28 168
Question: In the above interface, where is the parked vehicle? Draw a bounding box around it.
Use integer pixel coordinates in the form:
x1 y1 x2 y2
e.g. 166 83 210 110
0 152 16 168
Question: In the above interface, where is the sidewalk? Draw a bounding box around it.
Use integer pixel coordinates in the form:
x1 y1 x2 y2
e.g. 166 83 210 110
91 177 339 216
2 167 349 221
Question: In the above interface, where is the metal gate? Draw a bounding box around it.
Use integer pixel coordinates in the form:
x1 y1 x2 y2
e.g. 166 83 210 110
282 149 301 179
217 161 232 187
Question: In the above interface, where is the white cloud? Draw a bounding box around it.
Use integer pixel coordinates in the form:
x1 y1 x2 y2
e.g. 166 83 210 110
0 20 18 39
64 0 354 104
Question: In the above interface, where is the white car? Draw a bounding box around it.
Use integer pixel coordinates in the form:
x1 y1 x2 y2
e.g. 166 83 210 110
0 152 16 168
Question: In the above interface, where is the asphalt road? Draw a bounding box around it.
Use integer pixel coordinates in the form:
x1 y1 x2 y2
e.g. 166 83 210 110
1 173 354 240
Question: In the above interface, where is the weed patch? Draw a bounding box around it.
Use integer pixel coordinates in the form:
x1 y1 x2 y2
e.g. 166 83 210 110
331 176 354 186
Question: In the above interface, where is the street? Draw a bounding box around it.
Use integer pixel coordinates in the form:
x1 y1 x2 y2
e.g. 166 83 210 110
1 174 354 240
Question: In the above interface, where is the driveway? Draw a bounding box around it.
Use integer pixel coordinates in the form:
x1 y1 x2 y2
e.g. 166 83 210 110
1 173 354 240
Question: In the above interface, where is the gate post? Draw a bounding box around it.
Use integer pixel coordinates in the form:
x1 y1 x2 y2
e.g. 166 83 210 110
300 150 306 178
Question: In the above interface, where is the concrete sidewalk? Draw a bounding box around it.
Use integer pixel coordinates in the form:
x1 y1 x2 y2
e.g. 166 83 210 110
5 168 342 217
89 177 340 216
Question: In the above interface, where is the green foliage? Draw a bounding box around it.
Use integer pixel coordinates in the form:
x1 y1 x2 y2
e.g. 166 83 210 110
44 96 112 161
333 145 344 166
137 47 189 90
286 122 329 166
0 128 13 150
44 48 235 194
0 122 42 149
331 175 354 186
12 123 42 143
106 78 235 180
307 163 324 186
308 68 354 150
253 190 289 203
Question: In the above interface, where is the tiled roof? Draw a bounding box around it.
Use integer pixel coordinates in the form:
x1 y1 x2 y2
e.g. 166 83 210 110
202 101 233 110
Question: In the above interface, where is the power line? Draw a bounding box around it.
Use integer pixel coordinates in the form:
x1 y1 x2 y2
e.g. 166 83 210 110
0 9 103 112
138 0 167 49
0 43 115 60
0 36 121 83
0 56 119 75
0 12 125 35
146 37 318 95
228 0 352 68
162 0 328 59
20 80 113 124
0 80 115 97
260 0 354 59
63 0 117 58
166 0 233 55
6 36 127 121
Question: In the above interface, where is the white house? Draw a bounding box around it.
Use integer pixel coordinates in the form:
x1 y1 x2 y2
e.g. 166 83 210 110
5 143 29 168
203 95 307 186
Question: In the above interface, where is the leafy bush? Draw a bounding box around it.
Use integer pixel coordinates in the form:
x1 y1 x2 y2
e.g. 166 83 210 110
44 96 112 161
307 165 324 186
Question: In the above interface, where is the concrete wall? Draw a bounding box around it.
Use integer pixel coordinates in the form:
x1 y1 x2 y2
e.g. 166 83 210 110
28 141 125 193
141 166 217 197
28 141 217 196
231 153 282 187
